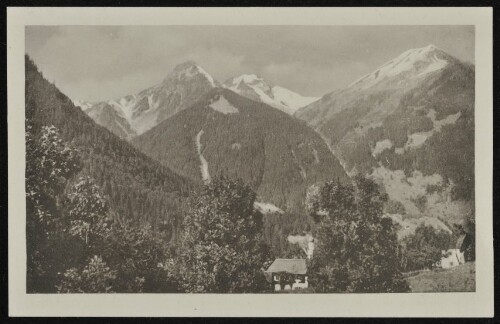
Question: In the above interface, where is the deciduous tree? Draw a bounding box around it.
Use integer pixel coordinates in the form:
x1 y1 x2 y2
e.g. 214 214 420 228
307 175 409 293
178 176 271 293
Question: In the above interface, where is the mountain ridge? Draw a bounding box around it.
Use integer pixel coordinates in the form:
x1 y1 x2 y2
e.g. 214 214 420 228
132 87 348 213
295 45 475 223
74 60 219 139
223 74 319 114
76 64 320 139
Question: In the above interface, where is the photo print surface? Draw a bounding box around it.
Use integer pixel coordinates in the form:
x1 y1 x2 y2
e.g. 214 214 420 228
24 24 476 294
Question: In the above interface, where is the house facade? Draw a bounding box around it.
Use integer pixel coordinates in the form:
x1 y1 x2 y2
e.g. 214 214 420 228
439 248 465 269
265 258 308 291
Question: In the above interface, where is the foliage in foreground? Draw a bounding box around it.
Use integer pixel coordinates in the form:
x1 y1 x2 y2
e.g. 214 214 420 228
400 224 456 272
306 176 410 293
27 126 271 293
26 125 178 293
177 176 272 293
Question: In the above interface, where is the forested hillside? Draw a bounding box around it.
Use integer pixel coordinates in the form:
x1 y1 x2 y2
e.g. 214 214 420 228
25 56 192 238
132 88 348 213
296 45 474 222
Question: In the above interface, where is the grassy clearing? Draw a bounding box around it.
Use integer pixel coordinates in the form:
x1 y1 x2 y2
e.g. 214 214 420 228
406 262 475 292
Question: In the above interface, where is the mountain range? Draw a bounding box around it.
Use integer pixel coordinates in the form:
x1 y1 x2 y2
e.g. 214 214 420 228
67 43 474 228
74 62 318 139
132 88 348 213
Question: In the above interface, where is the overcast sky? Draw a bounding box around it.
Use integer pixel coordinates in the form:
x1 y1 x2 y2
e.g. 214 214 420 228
26 25 474 102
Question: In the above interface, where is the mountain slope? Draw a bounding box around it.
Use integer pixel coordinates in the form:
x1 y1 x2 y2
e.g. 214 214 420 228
295 45 474 222
78 61 218 139
84 101 137 140
223 74 319 115
26 56 191 238
132 88 348 212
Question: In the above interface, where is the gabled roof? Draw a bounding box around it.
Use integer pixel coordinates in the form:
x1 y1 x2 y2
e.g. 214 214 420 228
265 258 307 275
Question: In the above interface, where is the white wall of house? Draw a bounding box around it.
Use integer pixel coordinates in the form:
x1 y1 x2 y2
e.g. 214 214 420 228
440 249 465 269
292 276 309 290
272 274 308 291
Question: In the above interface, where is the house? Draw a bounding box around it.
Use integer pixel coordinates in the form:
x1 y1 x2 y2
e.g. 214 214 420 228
439 249 465 269
265 258 308 291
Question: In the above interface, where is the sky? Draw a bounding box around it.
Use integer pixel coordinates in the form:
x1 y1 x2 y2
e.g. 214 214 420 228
26 25 474 102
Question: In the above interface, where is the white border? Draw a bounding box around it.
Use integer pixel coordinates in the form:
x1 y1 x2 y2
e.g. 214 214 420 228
7 7 493 317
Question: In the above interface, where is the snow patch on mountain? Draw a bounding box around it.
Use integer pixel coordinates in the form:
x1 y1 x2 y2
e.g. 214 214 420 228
271 86 320 113
115 119 132 138
209 95 239 114
400 109 462 152
349 44 451 90
224 74 319 114
417 54 448 77
81 61 218 138
195 130 211 183
73 100 94 111
254 201 284 215
110 96 137 121
133 111 159 135
312 148 320 164
147 95 159 112
196 65 217 87
372 139 393 156
232 74 260 84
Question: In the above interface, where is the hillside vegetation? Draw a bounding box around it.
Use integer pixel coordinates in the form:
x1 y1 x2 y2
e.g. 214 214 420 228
296 46 474 223
26 56 191 238
132 88 348 213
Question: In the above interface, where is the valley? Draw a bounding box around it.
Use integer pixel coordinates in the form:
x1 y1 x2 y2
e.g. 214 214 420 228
25 39 475 293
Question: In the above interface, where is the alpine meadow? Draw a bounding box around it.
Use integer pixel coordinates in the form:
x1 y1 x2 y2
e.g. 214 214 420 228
24 25 475 294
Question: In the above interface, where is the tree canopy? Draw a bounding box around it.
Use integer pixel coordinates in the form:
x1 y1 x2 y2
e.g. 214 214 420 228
306 176 409 293
178 176 272 293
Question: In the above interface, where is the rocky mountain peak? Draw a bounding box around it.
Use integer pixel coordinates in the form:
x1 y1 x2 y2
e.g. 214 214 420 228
348 45 457 90
166 60 218 87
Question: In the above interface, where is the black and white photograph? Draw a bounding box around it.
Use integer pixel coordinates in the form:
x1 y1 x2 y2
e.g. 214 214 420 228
7 7 493 317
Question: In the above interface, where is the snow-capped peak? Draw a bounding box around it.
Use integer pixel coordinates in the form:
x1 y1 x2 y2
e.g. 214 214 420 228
230 74 262 85
223 74 319 115
169 61 217 87
172 60 198 72
195 65 217 87
81 60 220 139
349 44 454 90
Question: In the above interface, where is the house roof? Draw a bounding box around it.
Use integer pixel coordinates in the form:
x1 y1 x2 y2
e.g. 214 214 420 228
265 258 307 275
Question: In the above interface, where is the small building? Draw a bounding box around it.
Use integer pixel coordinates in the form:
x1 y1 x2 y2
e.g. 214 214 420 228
439 249 465 269
265 258 308 291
